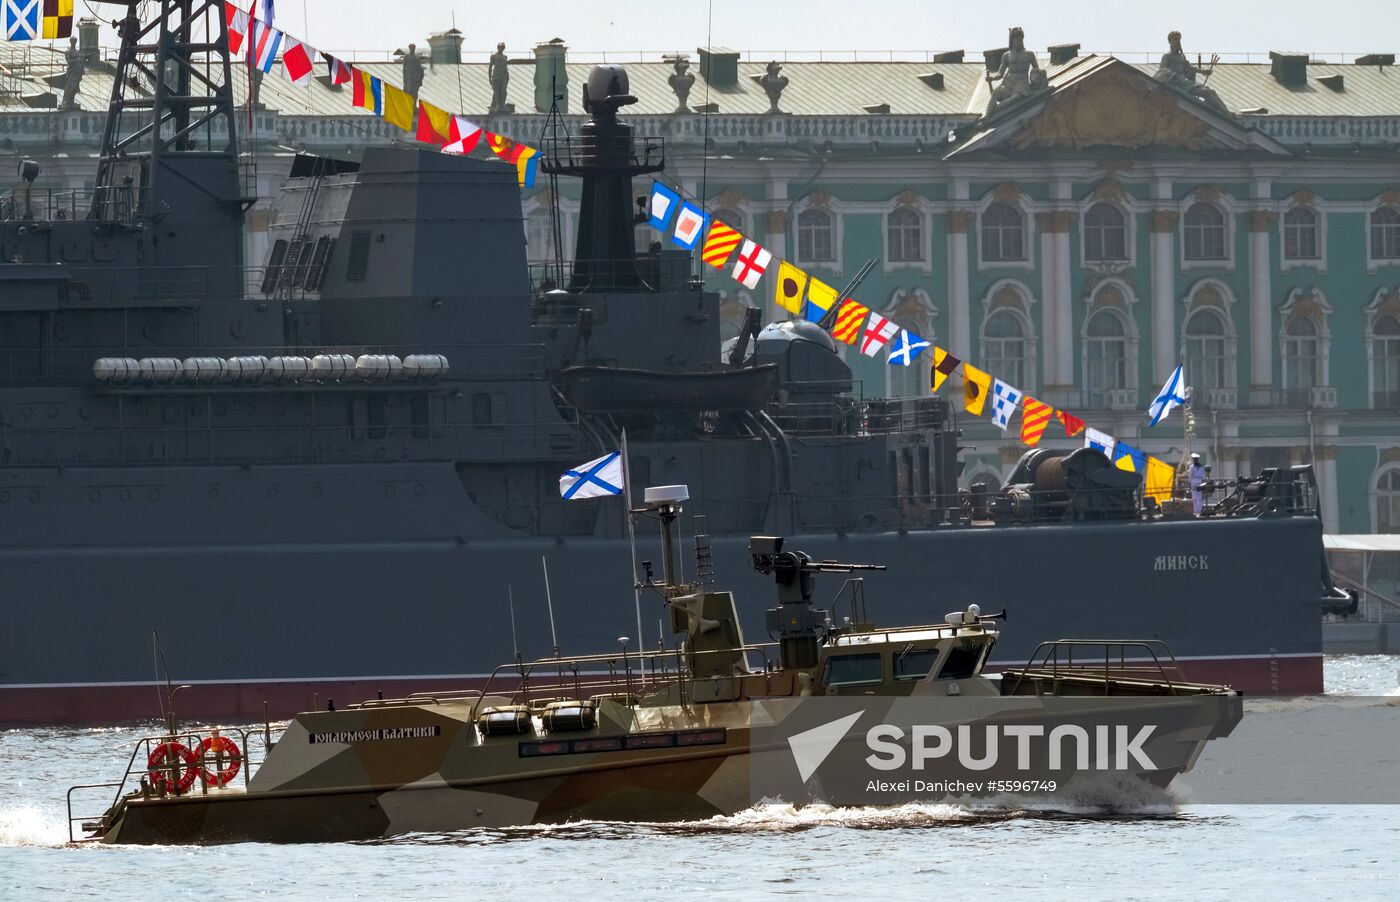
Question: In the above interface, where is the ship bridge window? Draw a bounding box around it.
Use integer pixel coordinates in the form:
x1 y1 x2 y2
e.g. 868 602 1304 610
937 642 984 680
346 231 372 283
894 646 938 681
260 239 288 294
822 652 883 688
471 392 493 425
303 236 335 290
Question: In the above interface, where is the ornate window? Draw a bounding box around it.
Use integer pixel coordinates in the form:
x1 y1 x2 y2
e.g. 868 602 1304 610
1283 206 1320 260
1183 202 1227 260
1372 314 1400 408
1372 206 1400 260
1375 467 1400 533
887 207 924 263
1280 315 1320 394
1183 308 1232 391
1083 309 1129 405
1084 202 1128 262
797 208 835 263
711 207 746 235
981 202 1026 263
982 310 1029 389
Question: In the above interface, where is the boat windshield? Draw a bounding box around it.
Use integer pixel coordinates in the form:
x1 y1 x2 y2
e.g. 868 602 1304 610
894 647 938 681
938 643 985 680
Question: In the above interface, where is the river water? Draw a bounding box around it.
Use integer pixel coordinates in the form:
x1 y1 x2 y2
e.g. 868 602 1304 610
3 656 1398 901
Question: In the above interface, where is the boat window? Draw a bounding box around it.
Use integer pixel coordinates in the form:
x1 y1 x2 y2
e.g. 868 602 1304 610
823 653 883 687
937 643 983 680
260 239 287 294
346 231 372 283
894 647 938 681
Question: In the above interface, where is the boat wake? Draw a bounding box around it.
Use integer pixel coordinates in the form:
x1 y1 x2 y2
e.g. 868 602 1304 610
0 804 70 848
367 777 1184 846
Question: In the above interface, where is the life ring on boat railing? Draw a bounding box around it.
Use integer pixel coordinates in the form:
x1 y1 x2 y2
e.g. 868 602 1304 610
197 734 243 787
147 741 199 795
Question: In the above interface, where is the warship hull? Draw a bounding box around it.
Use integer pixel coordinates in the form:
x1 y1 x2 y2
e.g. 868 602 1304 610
0 461 1325 725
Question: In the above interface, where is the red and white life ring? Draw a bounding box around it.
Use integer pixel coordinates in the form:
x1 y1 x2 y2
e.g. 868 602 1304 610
147 741 199 795
197 734 243 787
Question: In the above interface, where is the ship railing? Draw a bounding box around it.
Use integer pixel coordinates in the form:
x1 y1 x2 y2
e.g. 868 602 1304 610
65 723 286 842
526 254 690 302
541 134 666 173
470 642 784 716
1001 639 1191 696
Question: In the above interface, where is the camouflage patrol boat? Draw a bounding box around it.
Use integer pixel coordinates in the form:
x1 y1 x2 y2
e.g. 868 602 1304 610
69 486 1241 844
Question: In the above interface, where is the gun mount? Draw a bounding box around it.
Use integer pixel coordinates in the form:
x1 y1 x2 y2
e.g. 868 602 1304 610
749 536 886 669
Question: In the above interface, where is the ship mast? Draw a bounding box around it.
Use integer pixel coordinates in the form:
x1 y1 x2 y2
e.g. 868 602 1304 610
90 1 246 298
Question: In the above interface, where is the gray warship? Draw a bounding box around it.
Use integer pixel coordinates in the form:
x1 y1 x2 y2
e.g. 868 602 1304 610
0 2 1348 724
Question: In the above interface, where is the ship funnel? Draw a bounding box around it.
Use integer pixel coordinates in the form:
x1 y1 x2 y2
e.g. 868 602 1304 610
643 485 689 589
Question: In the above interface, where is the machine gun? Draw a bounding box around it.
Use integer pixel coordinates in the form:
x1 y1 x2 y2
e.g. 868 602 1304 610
749 536 885 669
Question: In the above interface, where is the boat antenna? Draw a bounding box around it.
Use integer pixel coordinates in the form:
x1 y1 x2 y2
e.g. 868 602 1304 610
696 0 714 281
541 555 559 656
152 630 168 728
622 429 645 657
508 583 521 662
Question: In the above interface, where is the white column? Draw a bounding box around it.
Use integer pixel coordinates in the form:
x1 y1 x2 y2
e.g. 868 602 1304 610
1248 211 1274 404
1318 420 1340 533
1055 225 1074 386
1038 222 1058 386
946 210 972 358
1149 211 1177 383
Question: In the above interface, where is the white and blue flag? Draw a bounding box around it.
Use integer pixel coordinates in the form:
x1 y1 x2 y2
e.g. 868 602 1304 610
560 451 624 500
647 182 680 232
1148 364 1187 426
671 201 709 250
887 329 929 366
1084 427 1116 458
2 0 40 40
990 379 1022 431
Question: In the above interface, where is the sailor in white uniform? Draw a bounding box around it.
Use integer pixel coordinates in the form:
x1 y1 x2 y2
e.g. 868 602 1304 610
1189 452 1207 515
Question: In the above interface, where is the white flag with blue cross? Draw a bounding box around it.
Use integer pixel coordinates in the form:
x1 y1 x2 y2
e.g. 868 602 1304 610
560 451 625 500
1148 364 1187 426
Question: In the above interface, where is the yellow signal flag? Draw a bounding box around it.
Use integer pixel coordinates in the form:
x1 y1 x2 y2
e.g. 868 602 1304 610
963 364 996 414
382 83 415 132
1145 457 1176 504
774 261 808 315
962 363 992 416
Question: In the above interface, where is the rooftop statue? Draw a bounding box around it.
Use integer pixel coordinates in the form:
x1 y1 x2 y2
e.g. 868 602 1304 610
60 36 85 111
985 27 1047 115
488 42 513 114
1154 31 1228 113
401 43 425 97
759 60 789 113
668 57 695 112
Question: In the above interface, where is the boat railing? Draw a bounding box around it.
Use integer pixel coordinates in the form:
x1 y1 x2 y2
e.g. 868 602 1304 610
65 723 286 843
469 642 784 718
1001 639 1190 696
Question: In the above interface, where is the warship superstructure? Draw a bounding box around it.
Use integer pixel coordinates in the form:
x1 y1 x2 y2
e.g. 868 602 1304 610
0 3 1348 724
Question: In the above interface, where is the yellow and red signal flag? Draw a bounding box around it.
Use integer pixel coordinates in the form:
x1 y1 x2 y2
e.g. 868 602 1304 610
416 100 452 145
1020 396 1053 445
1057 410 1086 437
831 299 869 345
701 221 743 269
